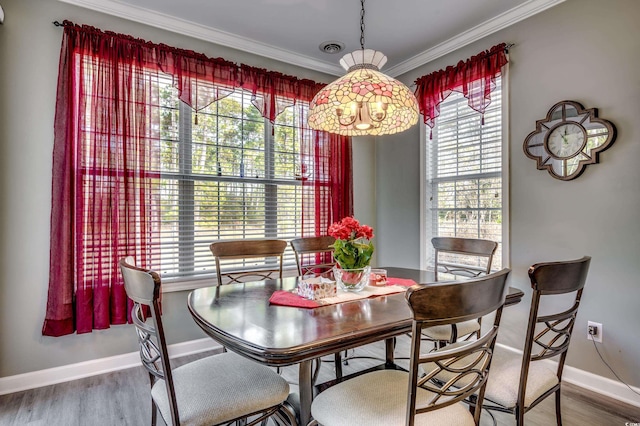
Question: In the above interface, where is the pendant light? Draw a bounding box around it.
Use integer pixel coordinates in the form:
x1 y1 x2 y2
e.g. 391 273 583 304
308 0 419 136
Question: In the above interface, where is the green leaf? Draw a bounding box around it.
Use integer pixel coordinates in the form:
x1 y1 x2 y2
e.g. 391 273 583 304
332 239 375 269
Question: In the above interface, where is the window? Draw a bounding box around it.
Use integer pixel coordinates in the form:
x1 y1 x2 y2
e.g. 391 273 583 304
152 75 309 282
423 77 507 270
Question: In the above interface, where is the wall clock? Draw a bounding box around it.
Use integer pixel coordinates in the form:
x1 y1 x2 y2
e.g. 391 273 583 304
523 100 616 180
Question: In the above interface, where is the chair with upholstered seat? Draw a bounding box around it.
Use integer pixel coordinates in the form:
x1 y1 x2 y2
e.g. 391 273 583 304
210 239 287 287
423 237 499 348
309 268 511 426
290 236 336 277
119 256 297 426
482 256 591 426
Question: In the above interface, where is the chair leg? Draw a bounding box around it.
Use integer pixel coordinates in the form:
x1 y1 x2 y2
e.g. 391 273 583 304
277 402 299 426
151 400 157 426
148 373 157 426
468 394 477 417
555 388 563 426
312 358 322 385
515 405 525 426
334 352 343 380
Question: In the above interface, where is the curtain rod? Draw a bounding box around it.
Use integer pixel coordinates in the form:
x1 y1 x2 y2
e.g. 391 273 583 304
52 21 514 71
53 21 516 52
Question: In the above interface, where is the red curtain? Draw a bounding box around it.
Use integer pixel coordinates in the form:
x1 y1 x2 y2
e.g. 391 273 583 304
43 22 239 336
414 43 508 137
298 106 353 238
43 22 352 335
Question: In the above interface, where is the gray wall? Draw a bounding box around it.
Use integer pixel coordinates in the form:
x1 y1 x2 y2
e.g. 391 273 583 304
0 0 349 377
352 135 377 265
378 0 640 386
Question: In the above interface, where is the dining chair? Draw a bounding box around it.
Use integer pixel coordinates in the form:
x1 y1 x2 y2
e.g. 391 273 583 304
210 239 288 287
118 256 297 426
290 236 336 276
482 256 591 426
309 268 511 426
290 235 354 381
423 237 499 348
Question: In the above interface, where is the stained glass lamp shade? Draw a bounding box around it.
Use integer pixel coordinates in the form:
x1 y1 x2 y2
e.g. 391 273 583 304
308 49 419 136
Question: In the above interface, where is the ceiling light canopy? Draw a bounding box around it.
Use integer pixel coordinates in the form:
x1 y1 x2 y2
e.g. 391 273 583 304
308 0 419 136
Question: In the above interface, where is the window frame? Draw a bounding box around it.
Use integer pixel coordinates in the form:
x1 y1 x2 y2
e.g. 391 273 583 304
420 69 510 271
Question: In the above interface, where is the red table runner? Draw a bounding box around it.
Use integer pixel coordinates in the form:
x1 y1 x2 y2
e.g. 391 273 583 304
269 277 417 308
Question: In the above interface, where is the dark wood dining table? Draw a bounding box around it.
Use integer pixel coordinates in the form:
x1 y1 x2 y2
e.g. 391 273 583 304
187 267 523 425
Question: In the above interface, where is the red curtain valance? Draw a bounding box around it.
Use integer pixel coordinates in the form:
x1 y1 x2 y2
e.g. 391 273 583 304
60 21 239 113
58 20 325 121
414 43 509 135
240 65 325 122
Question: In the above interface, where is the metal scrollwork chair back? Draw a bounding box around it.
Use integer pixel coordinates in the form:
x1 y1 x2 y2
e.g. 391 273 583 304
210 239 288 287
424 237 499 347
290 236 336 277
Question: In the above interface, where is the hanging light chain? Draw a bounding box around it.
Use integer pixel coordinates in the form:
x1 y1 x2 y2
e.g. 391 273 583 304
360 0 366 50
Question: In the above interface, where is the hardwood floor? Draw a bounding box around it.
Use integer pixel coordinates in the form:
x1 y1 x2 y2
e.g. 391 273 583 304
1 339 638 425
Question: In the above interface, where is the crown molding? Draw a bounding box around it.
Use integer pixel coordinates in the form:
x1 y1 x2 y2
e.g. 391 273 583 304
385 0 566 77
57 0 564 78
56 0 344 76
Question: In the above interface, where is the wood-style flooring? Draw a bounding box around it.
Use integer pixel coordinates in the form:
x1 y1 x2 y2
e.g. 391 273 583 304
1 337 639 425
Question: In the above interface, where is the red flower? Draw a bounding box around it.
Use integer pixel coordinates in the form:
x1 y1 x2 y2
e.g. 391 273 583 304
328 221 351 240
357 225 374 240
328 217 373 241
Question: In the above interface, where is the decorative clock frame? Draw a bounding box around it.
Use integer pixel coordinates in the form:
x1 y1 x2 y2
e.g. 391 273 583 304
523 100 616 181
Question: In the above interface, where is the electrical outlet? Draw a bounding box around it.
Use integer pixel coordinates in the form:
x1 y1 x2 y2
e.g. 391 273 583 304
587 321 603 343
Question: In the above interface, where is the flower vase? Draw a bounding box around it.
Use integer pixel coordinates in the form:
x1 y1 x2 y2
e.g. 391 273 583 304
334 265 371 292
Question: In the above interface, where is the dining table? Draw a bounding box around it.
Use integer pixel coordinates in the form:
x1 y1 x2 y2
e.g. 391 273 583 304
187 266 524 425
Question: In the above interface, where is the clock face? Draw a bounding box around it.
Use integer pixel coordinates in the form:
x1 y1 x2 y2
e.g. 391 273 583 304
546 123 585 159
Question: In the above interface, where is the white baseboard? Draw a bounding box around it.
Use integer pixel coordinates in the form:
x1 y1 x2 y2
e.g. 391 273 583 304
496 343 640 409
0 338 221 396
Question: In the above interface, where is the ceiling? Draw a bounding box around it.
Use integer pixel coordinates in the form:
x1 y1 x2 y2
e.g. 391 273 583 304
58 0 564 77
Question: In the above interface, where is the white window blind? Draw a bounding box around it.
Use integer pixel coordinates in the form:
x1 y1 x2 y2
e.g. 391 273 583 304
151 74 308 280
424 77 504 270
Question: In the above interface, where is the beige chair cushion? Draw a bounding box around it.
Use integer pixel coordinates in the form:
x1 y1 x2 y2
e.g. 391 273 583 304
151 352 289 426
311 370 475 426
422 320 480 341
484 347 559 409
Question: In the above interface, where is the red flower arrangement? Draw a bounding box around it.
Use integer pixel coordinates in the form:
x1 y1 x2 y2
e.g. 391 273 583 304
328 217 375 269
